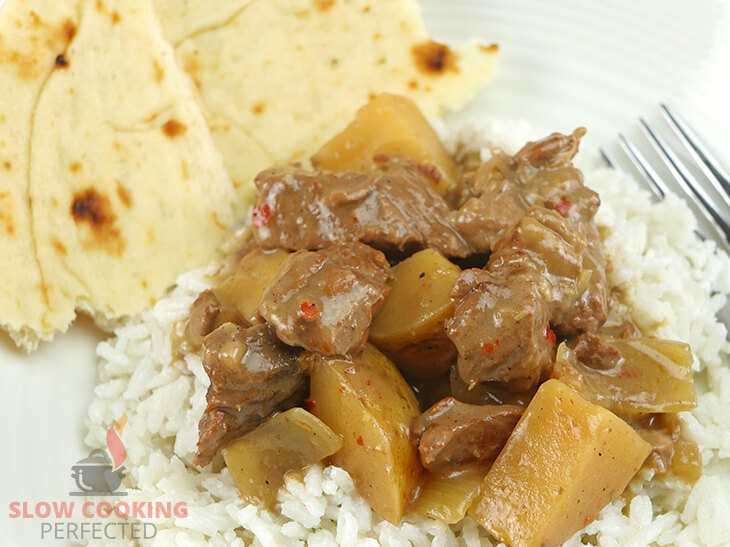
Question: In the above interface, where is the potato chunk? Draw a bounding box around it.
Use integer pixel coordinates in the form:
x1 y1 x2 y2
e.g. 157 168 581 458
223 408 342 507
304 344 423 523
470 379 651 547
215 248 289 324
311 93 458 195
370 249 461 378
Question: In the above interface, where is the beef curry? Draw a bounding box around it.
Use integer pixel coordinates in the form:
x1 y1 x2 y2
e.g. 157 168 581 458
175 93 700 547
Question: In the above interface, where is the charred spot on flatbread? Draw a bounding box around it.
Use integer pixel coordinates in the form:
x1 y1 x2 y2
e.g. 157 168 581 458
62 19 77 40
71 188 125 256
54 53 69 68
314 0 335 12
411 41 459 75
116 181 132 208
162 119 187 138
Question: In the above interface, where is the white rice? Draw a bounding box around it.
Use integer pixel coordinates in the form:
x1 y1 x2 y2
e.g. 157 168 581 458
85 120 730 547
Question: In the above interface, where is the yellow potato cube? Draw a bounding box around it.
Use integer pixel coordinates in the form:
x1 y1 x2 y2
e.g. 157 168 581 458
370 249 461 378
470 379 652 547
311 93 458 195
304 345 423 523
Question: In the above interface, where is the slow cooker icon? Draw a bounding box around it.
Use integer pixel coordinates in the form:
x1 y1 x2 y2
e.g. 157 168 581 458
69 449 127 496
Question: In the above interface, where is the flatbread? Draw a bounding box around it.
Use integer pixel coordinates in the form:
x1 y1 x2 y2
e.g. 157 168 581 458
155 0 499 213
0 0 236 351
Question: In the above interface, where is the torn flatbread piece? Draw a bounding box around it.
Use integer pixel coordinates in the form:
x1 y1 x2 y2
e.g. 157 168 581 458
154 0 499 213
0 0 235 351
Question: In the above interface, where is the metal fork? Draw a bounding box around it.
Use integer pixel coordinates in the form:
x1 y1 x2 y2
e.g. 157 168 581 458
601 104 730 254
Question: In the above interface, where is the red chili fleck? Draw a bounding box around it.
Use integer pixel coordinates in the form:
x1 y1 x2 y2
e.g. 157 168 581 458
480 339 500 354
545 324 557 346
252 203 272 227
305 399 316 411
365 379 372 386
339 385 346 393
620 369 640 379
300 301 319 319
352 216 359 223
357 435 364 446
555 195 572 216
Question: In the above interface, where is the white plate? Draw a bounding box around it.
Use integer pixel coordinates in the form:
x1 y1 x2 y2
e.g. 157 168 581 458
2 0 729 545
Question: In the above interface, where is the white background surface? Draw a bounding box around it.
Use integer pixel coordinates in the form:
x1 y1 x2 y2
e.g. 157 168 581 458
1 0 729 545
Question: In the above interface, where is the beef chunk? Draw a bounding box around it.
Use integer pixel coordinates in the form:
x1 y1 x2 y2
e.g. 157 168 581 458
252 160 471 257
449 128 600 254
175 290 246 355
411 397 523 474
260 242 392 356
447 205 609 391
448 128 608 340
194 323 307 467
554 222 609 336
490 206 607 335
446 265 554 391
571 332 623 370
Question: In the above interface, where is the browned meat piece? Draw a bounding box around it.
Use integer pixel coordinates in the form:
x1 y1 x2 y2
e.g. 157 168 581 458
449 129 608 337
195 323 307 467
449 128 600 254
173 290 246 356
252 160 471 257
490 206 607 335
260 242 392 356
446 206 609 391
446 130 609 365
411 397 523 474
446 266 554 391
570 332 622 370
518 128 584 166
555 243 609 335
489 207 586 318
448 177 528 253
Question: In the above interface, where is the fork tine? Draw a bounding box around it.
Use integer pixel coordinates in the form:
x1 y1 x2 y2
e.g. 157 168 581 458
617 133 667 199
660 104 730 208
598 148 614 169
639 118 730 244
